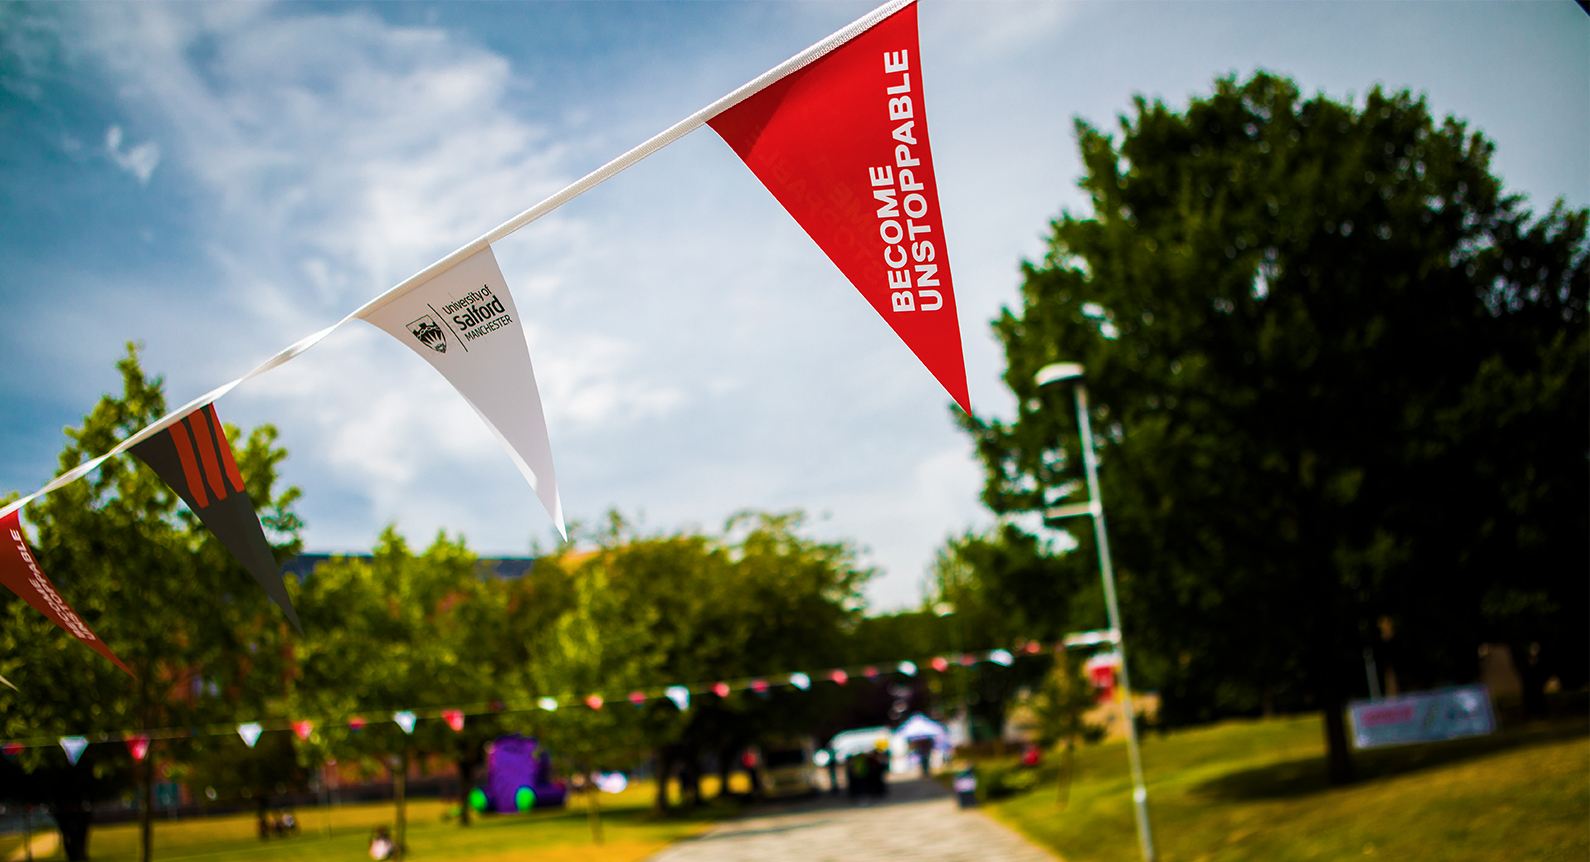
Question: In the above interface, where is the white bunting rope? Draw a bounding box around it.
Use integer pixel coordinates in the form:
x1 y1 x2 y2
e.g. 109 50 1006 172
0 0 914 521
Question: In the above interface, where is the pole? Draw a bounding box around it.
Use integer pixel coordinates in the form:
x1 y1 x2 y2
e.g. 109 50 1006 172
1072 383 1156 862
1363 647 1382 700
394 751 407 859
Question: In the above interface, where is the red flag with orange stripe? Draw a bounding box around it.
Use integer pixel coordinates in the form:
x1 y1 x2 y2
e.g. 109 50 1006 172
129 404 300 629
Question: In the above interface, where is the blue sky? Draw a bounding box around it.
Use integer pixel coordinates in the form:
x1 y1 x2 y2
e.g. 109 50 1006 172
2 1 1585 610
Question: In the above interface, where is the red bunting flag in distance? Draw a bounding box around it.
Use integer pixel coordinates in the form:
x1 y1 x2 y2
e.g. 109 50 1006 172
0 510 132 675
709 2 969 413
125 734 150 762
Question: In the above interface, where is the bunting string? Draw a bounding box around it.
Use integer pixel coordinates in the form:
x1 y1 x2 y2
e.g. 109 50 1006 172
0 630 1119 753
0 0 914 527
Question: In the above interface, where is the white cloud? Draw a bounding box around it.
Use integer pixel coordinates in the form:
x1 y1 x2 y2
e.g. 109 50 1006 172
104 124 161 183
927 0 1081 62
42 2 1016 599
67 3 702 548
6 0 1581 616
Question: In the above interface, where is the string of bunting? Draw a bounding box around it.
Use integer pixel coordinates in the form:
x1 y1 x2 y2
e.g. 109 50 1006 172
0 631 1120 761
0 0 975 682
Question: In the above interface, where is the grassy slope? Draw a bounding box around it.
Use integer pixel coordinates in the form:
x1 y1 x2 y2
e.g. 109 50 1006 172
0 780 732 862
987 714 1588 862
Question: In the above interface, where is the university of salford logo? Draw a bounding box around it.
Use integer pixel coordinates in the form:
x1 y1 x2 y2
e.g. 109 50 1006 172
408 315 447 353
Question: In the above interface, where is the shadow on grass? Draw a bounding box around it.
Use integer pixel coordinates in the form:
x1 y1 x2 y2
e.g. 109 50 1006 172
1194 717 1588 800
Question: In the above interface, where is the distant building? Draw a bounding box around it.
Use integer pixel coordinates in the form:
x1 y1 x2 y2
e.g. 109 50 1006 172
281 554 537 581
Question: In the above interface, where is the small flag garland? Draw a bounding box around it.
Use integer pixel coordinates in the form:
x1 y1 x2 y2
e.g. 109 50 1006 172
0 631 1121 755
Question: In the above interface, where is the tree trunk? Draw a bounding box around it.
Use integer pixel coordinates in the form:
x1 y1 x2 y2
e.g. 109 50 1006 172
1320 675 1355 785
681 752 701 808
717 747 733 799
257 795 270 841
140 750 154 861
1055 738 1075 809
585 762 604 846
455 756 473 827
1510 641 1549 719
138 658 154 860
652 749 671 815
54 805 92 862
1299 503 1355 786
394 751 408 859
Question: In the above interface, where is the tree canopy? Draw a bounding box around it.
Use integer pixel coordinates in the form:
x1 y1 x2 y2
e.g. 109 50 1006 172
0 345 303 860
959 71 1587 782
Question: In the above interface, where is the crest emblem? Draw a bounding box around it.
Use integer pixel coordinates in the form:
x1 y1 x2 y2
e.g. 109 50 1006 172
407 315 447 353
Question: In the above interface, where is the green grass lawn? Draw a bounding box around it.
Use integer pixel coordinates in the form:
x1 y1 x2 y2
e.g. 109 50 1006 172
0 779 736 862
986 714 1589 862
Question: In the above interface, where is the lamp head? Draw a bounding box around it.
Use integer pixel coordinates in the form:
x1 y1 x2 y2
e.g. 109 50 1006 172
1034 363 1085 387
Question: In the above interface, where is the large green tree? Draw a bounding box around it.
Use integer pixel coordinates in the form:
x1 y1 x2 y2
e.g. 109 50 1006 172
290 526 486 855
0 345 303 860
924 526 1102 741
530 510 870 813
961 72 1586 782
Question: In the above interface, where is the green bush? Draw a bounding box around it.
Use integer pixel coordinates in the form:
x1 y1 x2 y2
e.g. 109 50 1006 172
975 760 1042 802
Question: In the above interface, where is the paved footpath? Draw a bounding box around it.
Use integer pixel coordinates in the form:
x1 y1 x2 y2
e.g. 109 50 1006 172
645 778 1059 862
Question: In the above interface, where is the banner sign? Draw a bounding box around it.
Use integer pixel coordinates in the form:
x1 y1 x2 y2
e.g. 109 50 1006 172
709 2 969 412
0 510 132 675
1348 685 1496 749
358 246 564 537
129 403 301 630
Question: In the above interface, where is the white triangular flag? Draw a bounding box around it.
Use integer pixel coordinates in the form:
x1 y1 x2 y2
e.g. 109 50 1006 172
988 649 1014 667
787 673 810 691
537 697 559 712
897 661 917 677
358 246 564 537
59 735 88 765
237 722 263 748
393 711 417 734
665 686 690 711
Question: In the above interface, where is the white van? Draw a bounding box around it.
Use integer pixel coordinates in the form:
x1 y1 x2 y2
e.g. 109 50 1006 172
752 738 820 799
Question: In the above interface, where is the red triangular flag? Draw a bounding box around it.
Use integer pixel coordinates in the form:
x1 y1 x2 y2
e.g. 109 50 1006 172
0 510 132 675
125 734 150 762
709 3 969 412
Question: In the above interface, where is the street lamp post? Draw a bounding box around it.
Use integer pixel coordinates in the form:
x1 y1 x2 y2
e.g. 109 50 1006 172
1035 362 1156 862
